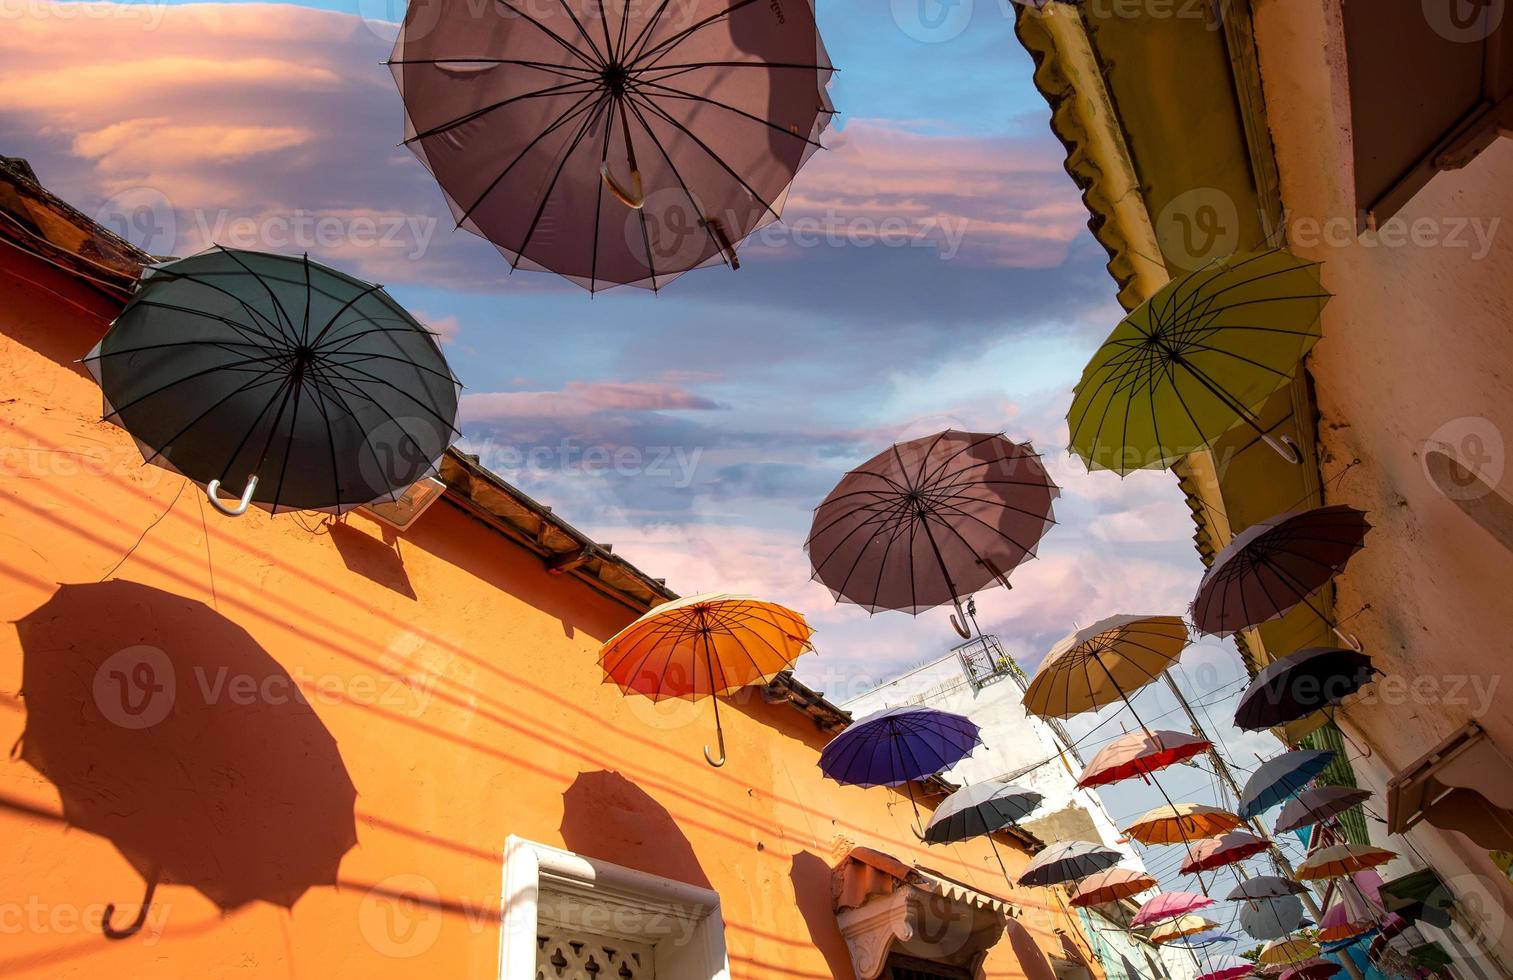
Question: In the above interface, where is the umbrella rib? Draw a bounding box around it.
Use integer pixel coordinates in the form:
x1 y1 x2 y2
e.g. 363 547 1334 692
404 79 603 146
319 349 462 387
550 0 611 69
319 359 462 436
308 364 432 501
306 282 387 350
100 351 292 423
621 96 729 265
135 369 290 468
493 0 605 71
632 0 762 70
638 59 834 77
629 78 825 148
147 269 287 340
629 92 782 220
301 363 350 510
214 246 299 336
512 93 612 268
388 57 600 81
622 0 673 63
116 299 283 349
618 95 662 291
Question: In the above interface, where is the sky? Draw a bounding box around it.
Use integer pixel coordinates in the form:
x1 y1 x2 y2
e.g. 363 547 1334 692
3 0 1288 897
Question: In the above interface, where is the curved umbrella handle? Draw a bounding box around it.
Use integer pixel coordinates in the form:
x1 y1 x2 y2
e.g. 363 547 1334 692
206 475 258 517
949 597 973 639
103 877 158 940
1263 432 1303 464
912 821 928 842
1333 628 1363 652
703 692 727 768
601 163 645 210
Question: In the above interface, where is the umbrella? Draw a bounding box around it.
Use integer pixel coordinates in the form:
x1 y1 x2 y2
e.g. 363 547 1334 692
1239 893 1306 940
1130 891 1216 928
923 782 1042 874
1124 802 1242 845
1174 930 1237 948
1238 749 1335 820
1150 915 1220 945
390 0 834 291
1226 875 1309 901
1067 249 1329 474
1068 868 1158 908
1078 729 1213 788
1318 902 1375 942
15 582 358 939
1179 831 1270 874
1023 615 1190 719
1274 786 1374 835
85 247 460 516
1279 959 1341 980
806 430 1058 638
1235 647 1378 730
1191 505 1371 645
599 592 813 766
1296 844 1397 881
1015 840 1124 887
1259 937 1321 965
1197 955 1257 980
819 705 981 832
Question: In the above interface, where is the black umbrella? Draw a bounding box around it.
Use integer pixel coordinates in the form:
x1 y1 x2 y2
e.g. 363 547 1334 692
1015 840 1124 887
1234 646 1378 730
85 246 460 516
923 782 1043 878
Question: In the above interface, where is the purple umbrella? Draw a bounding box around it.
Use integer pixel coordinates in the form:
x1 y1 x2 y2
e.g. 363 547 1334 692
1274 786 1374 835
1235 647 1378 731
819 705 982 834
1191 505 1370 646
1239 749 1335 820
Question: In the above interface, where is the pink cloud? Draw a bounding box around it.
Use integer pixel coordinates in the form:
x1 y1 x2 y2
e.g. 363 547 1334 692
461 381 725 420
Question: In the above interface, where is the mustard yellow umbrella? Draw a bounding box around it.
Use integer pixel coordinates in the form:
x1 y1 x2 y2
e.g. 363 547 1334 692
1259 937 1321 965
1295 843 1397 881
1068 249 1330 475
1150 915 1219 945
1024 615 1190 719
599 593 814 767
1123 802 1243 845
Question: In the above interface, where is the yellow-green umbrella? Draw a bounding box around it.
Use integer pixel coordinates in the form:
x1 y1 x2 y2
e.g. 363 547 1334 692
1259 937 1320 965
1068 249 1329 475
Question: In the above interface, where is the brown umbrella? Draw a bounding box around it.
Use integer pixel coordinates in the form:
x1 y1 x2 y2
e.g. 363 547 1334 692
1068 868 1158 908
806 430 1058 638
390 0 835 291
1190 504 1370 646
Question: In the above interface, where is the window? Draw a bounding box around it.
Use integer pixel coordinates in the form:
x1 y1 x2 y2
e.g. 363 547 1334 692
500 837 730 980
883 953 973 980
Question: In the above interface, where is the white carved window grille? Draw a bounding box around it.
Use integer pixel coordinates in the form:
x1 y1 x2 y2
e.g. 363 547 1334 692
536 927 655 980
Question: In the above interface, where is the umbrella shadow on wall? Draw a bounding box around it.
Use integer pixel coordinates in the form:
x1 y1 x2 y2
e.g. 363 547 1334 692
560 770 711 890
12 580 359 940
790 851 857 979
327 518 418 601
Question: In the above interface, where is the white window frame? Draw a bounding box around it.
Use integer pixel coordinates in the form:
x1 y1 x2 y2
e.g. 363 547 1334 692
499 835 730 980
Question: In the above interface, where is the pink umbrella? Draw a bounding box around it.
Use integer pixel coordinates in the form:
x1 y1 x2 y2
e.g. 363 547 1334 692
1197 956 1255 980
1279 959 1341 980
1180 831 1271 874
1131 890 1216 928
1078 729 1213 788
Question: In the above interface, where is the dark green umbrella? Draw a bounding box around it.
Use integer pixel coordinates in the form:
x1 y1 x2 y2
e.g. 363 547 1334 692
86 247 460 516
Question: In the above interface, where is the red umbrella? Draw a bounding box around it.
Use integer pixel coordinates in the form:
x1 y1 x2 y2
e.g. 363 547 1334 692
806 431 1058 637
1179 831 1270 874
1068 868 1158 908
1191 505 1370 645
390 0 835 290
1078 729 1212 788
1279 959 1341 980
1197 956 1256 980
1131 891 1216 928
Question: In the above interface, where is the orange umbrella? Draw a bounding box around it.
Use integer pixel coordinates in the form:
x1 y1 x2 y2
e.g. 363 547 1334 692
1179 831 1270 874
1124 802 1242 845
1295 843 1397 881
1078 729 1213 788
1150 915 1218 944
599 593 813 767
1259 937 1320 965
1068 868 1158 908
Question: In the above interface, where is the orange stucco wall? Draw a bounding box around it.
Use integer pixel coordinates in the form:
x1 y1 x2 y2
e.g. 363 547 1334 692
0 242 1101 980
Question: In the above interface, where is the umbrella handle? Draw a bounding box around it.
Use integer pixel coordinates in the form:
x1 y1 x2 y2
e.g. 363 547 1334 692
1333 627 1363 652
601 163 645 210
703 693 727 768
1263 432 1304 464
103 876 158 940
949 598 972 639
702 216 741 270
206 475 258 517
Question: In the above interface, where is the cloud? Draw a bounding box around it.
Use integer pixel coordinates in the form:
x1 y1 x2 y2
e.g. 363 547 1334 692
461 381 726 420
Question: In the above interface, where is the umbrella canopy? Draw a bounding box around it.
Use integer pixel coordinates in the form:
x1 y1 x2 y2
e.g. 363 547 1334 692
1015 840 1124 887
1259 937 1321 965
1226 875 1309 901
1079 728 1213 788
1274 786 1374 835
924 782 1043 844
1150 915 1220 945
1238 749 1335 820
819 704 981 805
86 247 460 516
1192 505 1371 639
1131 891 1216 928
1067 249 1329 474
1197 955 1257 980
390 0 834 290
599 592 813 766
1296 844 1397 881
1235 647 1378 730
1180 831 1270 874
1024 615 1189 719
1279 959 1341 980
1124 802 1242 845
805 431 1057 634
1174 930 1238 948
1068 868 1158 908
1318 901 1375 942
1239 893 1307 940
